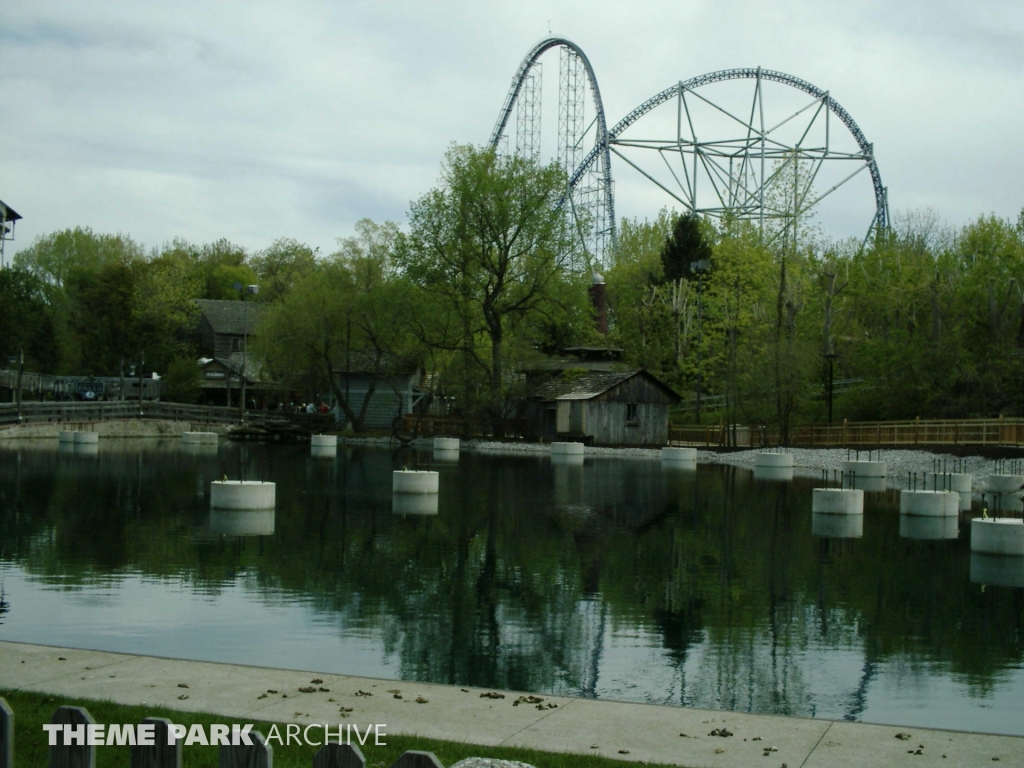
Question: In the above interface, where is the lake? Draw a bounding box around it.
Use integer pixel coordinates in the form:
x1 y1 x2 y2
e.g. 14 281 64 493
1 439 1022 735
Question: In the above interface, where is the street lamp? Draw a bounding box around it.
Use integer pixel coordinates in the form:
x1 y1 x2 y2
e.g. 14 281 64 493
824 351 838 425
239 284 259 421
690 259 711 424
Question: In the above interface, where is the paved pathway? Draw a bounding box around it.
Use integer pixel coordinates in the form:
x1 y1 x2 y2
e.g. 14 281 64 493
1 641 1020 767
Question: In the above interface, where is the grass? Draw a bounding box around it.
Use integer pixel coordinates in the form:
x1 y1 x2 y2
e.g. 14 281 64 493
0 688 682 767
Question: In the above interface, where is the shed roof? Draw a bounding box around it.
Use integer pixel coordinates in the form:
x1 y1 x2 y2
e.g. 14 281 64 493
530 370 680 402
197 299 265 335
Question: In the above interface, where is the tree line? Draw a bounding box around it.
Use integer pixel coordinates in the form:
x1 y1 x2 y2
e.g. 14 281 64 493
3 143 1023 432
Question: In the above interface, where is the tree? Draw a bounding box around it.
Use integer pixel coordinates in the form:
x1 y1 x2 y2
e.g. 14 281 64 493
0 267 58 372
255 221 418 432
250 238 318 304
660 212 713 284
401 144 587 434
162 357 201 403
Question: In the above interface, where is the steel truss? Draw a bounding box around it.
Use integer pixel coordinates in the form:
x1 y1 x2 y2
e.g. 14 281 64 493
491 45 888 267
489 38 614 272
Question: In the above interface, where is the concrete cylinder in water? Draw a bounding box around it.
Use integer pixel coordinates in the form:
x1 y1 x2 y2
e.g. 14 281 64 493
754 452 793 468
812 512 864 539
970 552 1024 588
551 452 585 467
551 442 585 456
841 460 886 479
948 473 972 493
812 488 864 515
434 437 460 451
310 434 337 448
662 447 697 462
899 490 959 517
662 459 697 471
210 480 276 510
851 475 887 492
209 509 276 536
392 493 439 516
433 449 460 464
182 431 217 444
58 430 76 443
393 470 439 494
310 445 337 459
987 475 1024 494
970 518 1024 556
900 515 959 540
753 466 794 482
73 431 99 444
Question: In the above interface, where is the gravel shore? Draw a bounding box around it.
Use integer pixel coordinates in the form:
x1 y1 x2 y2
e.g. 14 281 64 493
347 436 1024 494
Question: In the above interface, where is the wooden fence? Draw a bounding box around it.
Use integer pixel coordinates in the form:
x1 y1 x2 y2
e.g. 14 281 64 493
670 417 1024 448
0 697 447 767
0 401 334 432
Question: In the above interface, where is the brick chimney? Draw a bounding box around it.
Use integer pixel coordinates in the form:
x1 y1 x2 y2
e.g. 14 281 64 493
588 273 607 335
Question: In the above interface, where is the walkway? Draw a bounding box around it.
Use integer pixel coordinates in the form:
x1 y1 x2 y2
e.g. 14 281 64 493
1 641 1020 767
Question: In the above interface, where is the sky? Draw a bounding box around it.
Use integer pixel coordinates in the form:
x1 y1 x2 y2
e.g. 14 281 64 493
1 0 1022 261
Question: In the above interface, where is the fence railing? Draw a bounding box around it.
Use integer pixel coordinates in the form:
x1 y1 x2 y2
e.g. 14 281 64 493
0 400 333 431
401 414 527 439
669 417 1024 448
0 697 447 767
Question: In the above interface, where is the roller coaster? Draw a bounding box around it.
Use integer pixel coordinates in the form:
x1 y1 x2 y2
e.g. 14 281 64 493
488 38 888 269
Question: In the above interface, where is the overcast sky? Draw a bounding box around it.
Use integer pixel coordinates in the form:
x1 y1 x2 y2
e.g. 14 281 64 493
1 0 1021 260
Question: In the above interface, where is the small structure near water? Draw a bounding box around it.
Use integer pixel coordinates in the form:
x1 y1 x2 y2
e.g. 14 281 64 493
210 480 276 510
900 490 959 517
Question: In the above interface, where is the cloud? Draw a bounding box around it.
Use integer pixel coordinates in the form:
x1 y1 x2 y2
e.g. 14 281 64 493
1 0 1021 260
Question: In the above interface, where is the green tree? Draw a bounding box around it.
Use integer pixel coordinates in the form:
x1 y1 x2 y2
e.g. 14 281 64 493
0 268 58 372
250 238 318 304
401 144 587 434
162 357 201 403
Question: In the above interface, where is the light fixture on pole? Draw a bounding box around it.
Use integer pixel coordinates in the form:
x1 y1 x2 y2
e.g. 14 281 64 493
240 284 259 421
690 259 711 425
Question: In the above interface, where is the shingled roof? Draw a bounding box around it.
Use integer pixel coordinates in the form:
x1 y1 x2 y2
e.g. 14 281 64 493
197 299 265 335
530 370 658 401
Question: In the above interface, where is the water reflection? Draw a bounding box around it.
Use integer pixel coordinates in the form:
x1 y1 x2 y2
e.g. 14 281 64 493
1 441 1023 736
209 509 276 536
392 493 439 516
900 515 959 540
970 553 1024 588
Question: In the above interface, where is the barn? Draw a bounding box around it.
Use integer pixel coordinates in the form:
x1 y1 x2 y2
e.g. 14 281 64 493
525 370 680 446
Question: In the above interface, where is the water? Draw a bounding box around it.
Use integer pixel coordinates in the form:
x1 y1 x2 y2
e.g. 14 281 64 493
1 439 1022 735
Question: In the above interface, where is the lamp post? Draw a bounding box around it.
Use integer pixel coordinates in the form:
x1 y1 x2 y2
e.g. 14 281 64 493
690 259 711 424
825 351 838 425
7 350 23 419
240 284 259 422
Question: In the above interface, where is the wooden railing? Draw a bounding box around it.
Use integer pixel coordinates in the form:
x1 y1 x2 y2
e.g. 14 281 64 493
401 414 527 439
669 417 1024 448
0 697 445 767
0 401 333 431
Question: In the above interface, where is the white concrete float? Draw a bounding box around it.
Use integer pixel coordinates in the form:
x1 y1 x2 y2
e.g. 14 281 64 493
209 509 276 536
393 469 439 494
812 512 864 538
433 449 460 464
58 430 76 443
551 441 585 456
850 475 887 492
754 452 793 468
970 552 1024 588
900 515 959 540
841 460 886 479
210 480 276 510
946 473 973 511
753 466 794 481
986 475 1024 494
73 431 99 444
310 445 337 459
311 434 337 448
812 488 864 515
970 518 1024 556
434 437 460 451
662 447 697 462
551 452 585 467
392 493 439 516
182 431 218 445
899 490 959 517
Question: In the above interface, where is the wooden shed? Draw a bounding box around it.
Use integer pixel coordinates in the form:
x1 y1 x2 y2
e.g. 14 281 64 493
526 370 680 446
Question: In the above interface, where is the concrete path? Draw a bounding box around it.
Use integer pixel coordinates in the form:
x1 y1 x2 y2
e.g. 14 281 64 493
1 641 1020 767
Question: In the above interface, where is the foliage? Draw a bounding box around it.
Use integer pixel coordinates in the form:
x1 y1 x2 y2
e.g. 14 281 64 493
401 144 591 433
162 357 201 403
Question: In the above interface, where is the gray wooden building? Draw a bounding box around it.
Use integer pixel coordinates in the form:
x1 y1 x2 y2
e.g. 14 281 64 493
333 352 424 430
196 299 265 361
525 370 680 446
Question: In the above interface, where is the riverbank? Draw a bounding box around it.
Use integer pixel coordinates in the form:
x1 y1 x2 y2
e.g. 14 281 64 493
2 641 1020 767
0 420 232 440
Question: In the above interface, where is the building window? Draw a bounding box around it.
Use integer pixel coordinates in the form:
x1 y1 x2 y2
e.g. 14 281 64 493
231 337 241 352
625 403 638 425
